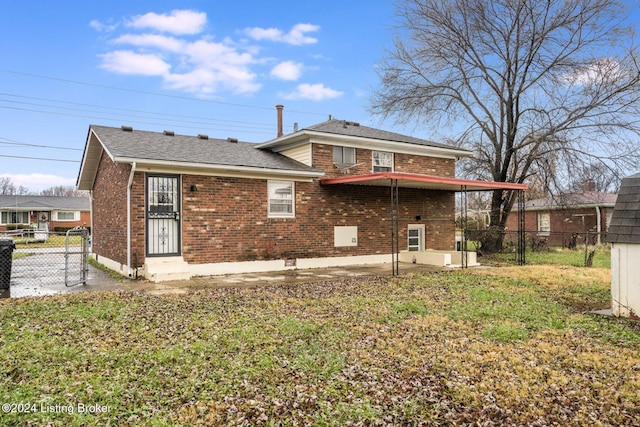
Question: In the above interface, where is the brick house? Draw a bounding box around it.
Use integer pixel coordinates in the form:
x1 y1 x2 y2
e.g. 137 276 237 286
0 195 90 232
77 115 526 281
505 191 617 247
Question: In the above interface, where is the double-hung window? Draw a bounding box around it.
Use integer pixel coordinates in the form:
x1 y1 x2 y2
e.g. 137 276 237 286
333 146 355 165
537 212 550 235
408 225 425 252
372 151 393 172
268 181 294 217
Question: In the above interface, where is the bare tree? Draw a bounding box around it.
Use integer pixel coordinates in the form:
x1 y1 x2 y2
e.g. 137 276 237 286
0 177 29 195
40 185 88 197
371 0 640 251
566 163 621 193
0 177 16 195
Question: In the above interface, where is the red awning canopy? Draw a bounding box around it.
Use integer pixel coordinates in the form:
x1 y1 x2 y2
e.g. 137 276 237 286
319 172 528 192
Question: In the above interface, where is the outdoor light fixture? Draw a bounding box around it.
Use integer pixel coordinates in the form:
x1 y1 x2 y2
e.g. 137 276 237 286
190 185 197 192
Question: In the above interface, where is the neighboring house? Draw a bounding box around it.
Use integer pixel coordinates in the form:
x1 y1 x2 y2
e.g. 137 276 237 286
0 195 90 232
505 191 617 246
76 116 526 282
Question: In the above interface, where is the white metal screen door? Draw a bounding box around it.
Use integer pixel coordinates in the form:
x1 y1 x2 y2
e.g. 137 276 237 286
146 174 180 256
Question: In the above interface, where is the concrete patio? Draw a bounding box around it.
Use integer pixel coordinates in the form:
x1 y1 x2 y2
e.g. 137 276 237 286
1 262 447 298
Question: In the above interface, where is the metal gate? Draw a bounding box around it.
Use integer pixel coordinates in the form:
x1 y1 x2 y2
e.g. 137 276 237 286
65 226 90 287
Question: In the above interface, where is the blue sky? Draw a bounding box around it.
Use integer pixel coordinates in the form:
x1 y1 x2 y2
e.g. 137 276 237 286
0 1 401 192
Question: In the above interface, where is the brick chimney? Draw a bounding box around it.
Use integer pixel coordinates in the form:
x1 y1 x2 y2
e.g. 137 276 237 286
276 104 284 137
581 179 596 192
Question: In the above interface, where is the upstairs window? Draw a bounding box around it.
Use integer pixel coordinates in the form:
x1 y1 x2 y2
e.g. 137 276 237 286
372 151 393 172
268 181 295 217
333 146 355 165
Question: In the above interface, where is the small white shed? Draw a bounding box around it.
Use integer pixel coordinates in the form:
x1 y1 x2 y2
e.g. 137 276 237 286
606 173 640 319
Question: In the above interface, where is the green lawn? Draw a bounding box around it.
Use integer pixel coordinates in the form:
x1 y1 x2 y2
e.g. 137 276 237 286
13 234 83 249
485 245 612 268
1 264 638 426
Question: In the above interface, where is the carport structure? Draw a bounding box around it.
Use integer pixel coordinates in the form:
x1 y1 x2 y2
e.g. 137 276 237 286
320 172 528 274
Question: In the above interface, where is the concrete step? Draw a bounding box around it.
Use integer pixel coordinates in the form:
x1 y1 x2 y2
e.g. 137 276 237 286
142 257 192 282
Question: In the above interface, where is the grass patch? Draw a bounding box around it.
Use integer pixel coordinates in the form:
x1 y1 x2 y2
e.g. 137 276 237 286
14 234 83 248
487 245 611 268
11 251 29 260
1 267 639 426
88 257 126 280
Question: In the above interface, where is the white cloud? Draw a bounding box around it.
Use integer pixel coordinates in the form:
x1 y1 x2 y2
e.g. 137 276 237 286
114 34 185 52
127 10 207 35
244 23 319 45
89 19 118 33
1 174 76 193
283 83 344 101
94 10 324 96
165 67 261 95
565 58 625 86
99 51 171 76
270 61 303 81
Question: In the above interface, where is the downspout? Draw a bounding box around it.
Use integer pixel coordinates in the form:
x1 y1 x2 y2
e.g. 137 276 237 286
127 162 136 277
595 206 602 244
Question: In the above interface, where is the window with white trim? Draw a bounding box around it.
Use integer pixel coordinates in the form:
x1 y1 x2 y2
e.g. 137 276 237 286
56 211 78 221
333 146 356 165
1 211 30 225
372 151 393 172
268 181 294 217
408 224 425 252
537 212 550 235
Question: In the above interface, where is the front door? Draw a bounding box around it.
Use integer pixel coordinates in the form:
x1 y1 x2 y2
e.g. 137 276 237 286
146 174 180 256
37 211 50 231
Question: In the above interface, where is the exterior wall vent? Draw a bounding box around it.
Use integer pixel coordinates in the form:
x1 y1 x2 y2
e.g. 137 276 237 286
164 130 175 136
198 134 209 140
121 126 133 132
227 137 238 143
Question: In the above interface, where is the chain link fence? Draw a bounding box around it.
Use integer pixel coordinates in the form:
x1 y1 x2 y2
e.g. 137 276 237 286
464 229 609 267
0 228 90 298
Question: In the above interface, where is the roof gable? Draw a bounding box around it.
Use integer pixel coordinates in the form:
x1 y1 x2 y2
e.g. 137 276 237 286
606 174 640 244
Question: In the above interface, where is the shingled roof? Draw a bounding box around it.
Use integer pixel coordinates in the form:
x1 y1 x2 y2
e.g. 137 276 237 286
303 120 463 151
88 125 320 172
606 173 640 244
0 195 90 211
524 192 617 210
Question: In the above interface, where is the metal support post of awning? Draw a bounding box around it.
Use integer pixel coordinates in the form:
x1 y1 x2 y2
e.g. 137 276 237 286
517 189 526 265
460 185 468 268
390 178 400 276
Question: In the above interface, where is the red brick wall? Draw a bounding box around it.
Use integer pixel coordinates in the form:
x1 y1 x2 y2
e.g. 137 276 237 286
177 144 457 264
129 172 146 269
92 155 131 265
505 206 610 246
181 175 455 264
317 144 456 178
